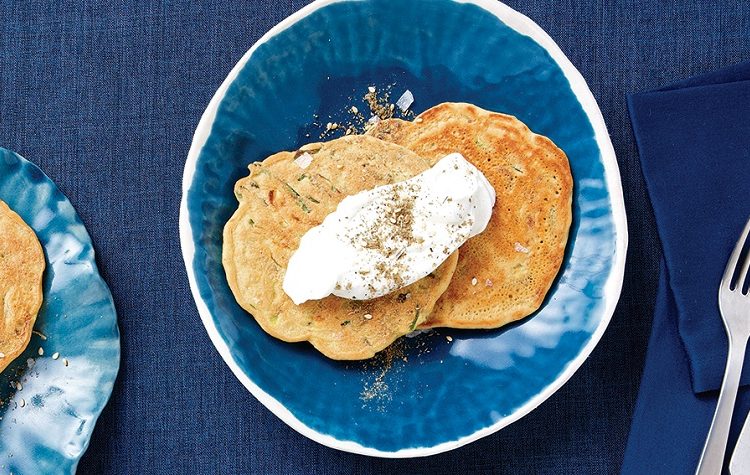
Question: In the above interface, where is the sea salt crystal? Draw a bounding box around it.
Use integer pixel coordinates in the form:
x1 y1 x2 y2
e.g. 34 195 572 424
514 242 530 253
395 90 414 112
294 152 314 169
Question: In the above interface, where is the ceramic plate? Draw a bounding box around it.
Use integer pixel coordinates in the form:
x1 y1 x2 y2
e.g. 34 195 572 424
0 148 120 474
180 0 627 456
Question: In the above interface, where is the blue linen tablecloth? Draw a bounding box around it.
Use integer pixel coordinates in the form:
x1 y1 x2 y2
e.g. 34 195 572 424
1 1 749 473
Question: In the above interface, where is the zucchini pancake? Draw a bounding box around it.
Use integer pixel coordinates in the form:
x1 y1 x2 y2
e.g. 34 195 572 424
367 103 572 329
0 200 45 373
223 136 458 360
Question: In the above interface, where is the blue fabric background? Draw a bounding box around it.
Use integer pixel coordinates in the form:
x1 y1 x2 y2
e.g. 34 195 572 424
0 1 748 473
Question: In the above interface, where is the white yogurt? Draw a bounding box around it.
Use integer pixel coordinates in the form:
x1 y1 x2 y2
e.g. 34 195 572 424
282 153 496 305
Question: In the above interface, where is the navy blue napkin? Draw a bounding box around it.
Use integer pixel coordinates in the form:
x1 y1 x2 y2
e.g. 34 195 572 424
622 62 750 473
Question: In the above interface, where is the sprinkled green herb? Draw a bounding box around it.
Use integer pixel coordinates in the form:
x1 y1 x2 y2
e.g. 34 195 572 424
281 182 311 213
284 183 301 197
410 308 421 331
295 199 311 213
306 195 320 204
474 137 488 149
341 320 351 327
297 174 308 181
316 174 341 193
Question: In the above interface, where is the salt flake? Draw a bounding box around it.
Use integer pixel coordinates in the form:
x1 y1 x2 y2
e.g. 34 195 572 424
294 152 314 169
395 90 414 112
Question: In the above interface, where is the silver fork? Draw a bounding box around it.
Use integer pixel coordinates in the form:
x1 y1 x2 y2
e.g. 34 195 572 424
696 217 750 475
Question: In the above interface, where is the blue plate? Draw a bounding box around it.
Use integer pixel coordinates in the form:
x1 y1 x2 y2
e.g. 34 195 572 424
181 0 627 456
0 148 120 473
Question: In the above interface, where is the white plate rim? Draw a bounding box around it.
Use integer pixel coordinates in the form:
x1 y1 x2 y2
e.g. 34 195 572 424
178 0 628 458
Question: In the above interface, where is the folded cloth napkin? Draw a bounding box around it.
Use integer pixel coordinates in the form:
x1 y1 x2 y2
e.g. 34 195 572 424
622 62 750 473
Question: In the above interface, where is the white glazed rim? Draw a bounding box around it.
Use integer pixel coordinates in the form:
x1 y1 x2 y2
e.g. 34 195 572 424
179 0 628 458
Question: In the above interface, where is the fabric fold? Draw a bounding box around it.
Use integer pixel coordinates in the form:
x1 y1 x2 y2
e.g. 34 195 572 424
623 61 750 473
628 62 750 393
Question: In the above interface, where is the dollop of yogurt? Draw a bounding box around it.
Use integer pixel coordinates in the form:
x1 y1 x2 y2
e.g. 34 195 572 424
282 153 496 305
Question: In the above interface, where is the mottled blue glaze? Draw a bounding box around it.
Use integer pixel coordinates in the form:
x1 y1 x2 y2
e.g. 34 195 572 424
0 149 120 474
186 0 617 452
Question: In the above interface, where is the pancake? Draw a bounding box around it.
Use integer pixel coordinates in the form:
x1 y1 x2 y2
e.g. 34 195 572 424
0 200 45 373
223 135 459 360
367 102 572 329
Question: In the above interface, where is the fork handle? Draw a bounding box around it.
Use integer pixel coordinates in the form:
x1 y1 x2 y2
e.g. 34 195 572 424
696 338 748 475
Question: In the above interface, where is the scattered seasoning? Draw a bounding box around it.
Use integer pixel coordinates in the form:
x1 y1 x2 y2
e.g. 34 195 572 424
313 84 416 138
52 352 60 360
299 142 322 153
364 86 395 123
32 330 47 340
363 313 373 320
342 181 419 299
19 399 25 408
485 279 494 287
360 339 406 411
446 336 453 342
63 358 69 367
514 242 530 253
37 347 43 356
15 383 22 391
471 277 478 286
0 352 4 359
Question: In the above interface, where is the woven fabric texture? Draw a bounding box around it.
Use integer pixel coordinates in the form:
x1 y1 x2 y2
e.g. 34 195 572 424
1 1 749 473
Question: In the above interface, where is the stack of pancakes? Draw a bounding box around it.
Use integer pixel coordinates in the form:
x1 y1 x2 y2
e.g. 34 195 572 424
223 103 572 360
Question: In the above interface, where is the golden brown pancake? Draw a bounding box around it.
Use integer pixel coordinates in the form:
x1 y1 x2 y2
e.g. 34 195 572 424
0 200 45 373
223 135 458 360
368 102 572 329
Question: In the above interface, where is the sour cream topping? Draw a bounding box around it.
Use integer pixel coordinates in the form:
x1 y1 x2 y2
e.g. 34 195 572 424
282 153 496 305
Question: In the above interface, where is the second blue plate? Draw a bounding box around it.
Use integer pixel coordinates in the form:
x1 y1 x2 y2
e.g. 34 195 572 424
0 148 120 474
